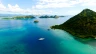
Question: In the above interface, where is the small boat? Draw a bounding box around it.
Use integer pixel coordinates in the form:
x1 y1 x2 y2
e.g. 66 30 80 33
38 38 45 40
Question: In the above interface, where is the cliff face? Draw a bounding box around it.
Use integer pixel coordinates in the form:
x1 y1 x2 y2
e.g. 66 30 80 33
52 9 96 39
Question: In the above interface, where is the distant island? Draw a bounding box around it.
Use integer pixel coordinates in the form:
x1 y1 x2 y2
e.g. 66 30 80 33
39 15 59 18
59 16 65 17
51 9 96 40
34 20 39 23
2 15 35 19
13 15 35 19
2 15 62 19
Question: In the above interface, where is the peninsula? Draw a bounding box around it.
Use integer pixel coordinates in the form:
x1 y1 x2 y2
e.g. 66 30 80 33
51 9 96 40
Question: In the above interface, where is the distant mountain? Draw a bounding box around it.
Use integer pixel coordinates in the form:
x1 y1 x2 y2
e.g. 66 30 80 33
51 9 96 40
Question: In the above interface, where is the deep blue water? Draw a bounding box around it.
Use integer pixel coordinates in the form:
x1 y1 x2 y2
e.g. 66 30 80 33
0 16 96 54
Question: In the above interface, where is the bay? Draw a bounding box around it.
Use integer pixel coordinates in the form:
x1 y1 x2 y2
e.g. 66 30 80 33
0 16 95 54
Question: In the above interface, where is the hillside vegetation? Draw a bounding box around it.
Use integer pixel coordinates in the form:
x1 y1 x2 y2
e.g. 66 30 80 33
51 9 96 39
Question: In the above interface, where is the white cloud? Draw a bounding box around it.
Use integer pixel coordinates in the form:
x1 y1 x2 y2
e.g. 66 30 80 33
0 3 6 9
0 3 6 11
31 0 96 15
0 1 53 15
33 0 96 9
81 0 96 6
33 0 82 9
0 3 26 14
0 0 6 10
8 4 25 13
0 0 96 15
6 4 54 15
31 9 53 15
66 10 82 15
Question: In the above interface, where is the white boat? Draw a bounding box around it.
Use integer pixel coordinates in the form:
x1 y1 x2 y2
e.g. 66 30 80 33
38 38 45 40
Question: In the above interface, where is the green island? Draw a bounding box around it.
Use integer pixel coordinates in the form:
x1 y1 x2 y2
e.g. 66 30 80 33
2 15 35 20
39 15 59 18
2 18 13 19
51 9 96 40
34 20 39 23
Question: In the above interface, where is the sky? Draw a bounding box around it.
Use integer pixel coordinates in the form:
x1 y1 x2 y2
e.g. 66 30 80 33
0 0 96 15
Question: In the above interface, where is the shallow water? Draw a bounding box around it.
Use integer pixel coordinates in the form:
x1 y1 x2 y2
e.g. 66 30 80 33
0 16 96 54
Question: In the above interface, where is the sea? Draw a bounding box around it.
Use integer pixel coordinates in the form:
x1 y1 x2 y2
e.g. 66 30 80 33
0 16 96 54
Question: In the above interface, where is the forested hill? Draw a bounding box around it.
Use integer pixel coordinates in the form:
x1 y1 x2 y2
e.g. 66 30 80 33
51 9 96 39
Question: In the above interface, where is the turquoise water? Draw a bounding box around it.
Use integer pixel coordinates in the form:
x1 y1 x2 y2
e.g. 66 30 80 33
0 16 96 54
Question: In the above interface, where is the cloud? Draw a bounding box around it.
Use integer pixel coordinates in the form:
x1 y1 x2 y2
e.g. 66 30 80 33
33 0 96 9
66 10 82 15
0 3 26 14
0 0 96 15
32 0 82 9
32 0 96 15
81 0 96 6
0 3 52 14
8 4 25 13
0 3 6 11
31 9 53 15
0 0 53 15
